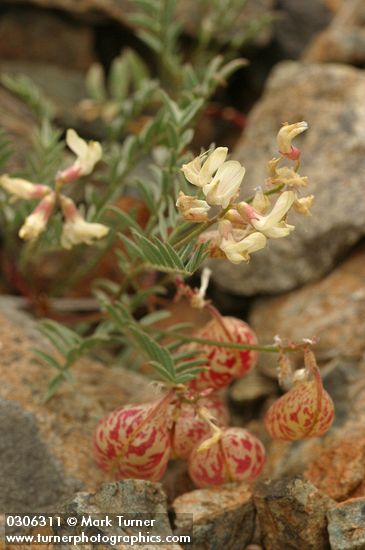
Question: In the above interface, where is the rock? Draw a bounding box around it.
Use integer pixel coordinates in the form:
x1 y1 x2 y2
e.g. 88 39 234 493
9 0 274 45
0 399 71 512
274 0 332 58
254 477 335 550
304 0 365 65
304 421 365 502
211 61 365 296
327 498 365 550
0 62 89 132
173 483 255 550
20 480 182 549
249 248 365 374
0 297 153 510
0 8 94 71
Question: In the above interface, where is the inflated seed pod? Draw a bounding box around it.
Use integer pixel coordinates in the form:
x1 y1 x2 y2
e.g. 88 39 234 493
264 350 335 441
188 427 265 488
188 316 258 391
93 393 173 481
172 395 229 459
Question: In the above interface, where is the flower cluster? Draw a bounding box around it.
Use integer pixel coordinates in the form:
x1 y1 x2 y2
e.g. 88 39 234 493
0 130 108 248
177 121 314 264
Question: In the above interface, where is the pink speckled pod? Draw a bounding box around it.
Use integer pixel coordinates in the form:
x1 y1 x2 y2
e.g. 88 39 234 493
93 393 173 481
188 316 258 391
265 351 335 441
264 380 334 441
188 427 265 488
172 395 229 459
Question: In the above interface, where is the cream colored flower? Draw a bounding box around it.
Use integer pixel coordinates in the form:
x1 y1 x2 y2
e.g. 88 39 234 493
277 121 308 160
203 160 245 208
0 175 50 200
267 164 308 188
293 195 314 215
18 193 56 241
60 129 102 182
220 231 267 264
60 196 109 249
176 191 210 222
238 191 295 239
181 147 228 188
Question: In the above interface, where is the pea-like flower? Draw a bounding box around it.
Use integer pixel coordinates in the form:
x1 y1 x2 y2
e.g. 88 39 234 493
220 230 267 264
203 160 246 208
0 175 50 201
238 191 295 239
277 121 308 160
60 195 109 249
18 193 56 241
59 129 102 183
176 191 210 222
181 147 228 188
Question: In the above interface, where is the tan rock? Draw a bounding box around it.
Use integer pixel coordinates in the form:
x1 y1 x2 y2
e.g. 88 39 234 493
304 0 365 65
0 298 153 511
254 477 335 550
249 248 365 374
173 483 255 550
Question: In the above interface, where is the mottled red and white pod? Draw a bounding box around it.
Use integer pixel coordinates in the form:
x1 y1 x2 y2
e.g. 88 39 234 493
93 393 173 481
265 351 335 441
188 316 258 391
264 381 334 440
172 395 229 459
188 427 265 488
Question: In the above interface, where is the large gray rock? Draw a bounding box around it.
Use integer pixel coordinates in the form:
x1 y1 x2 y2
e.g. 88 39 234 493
211 61 365 295
0 399 73 512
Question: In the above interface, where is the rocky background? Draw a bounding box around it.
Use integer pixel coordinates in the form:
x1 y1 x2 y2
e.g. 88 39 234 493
1 0 365 549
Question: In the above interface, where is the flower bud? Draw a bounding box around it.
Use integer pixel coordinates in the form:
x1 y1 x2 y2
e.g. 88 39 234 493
188 427 265 488
93 394 173 482
172 395 229 459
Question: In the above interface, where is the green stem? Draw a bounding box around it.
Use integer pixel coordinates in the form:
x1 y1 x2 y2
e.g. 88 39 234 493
157 330 311 355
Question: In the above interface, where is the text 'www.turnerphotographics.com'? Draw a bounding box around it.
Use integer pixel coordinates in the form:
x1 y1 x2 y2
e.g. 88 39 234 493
4 513 193 546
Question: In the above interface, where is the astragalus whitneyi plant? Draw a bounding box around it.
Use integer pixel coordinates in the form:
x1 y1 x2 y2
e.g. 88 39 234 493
0 0 333 488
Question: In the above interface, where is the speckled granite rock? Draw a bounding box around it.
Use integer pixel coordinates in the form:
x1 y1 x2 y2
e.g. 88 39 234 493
327 498 365 550
173 483 255 550
211 61 365 296
254 477 335 550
